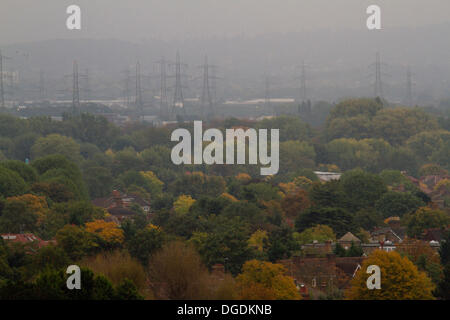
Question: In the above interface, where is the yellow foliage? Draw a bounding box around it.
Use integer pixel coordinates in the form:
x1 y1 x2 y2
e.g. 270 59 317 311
235 173 251 182
220 192 238 202
293 176 313 189
173 195 196 215
147 223 161 232
278 182 298 195
140 171 164 188
248 230 268 251
7 194 49 225
85 219 125 245
236 260 301 300
346 250 435 300
434 179 450 192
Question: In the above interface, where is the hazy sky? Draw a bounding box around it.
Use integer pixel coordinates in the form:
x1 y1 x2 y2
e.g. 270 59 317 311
1 0 450 44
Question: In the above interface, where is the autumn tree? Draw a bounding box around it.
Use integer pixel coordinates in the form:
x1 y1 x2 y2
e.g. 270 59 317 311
397 239 443 285
85 220 125 248
173 194 196 215
281 189 311 220
0 197 37 233
236 260 300 300
346 250 435 300
148 241 214 299
80 250 148 297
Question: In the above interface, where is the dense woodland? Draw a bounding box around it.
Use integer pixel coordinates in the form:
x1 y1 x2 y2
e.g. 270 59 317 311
0 98 449 299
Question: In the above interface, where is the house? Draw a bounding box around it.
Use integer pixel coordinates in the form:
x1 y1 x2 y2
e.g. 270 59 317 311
338 232 361 249
278 254 365 294
1 233 54 253
361 241 397 255
370 227 403 243
301 240 334 255
422 227 448 242
92 190 151 222
313 171 342 182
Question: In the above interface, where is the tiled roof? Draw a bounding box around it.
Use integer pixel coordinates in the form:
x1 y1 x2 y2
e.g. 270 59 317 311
1 233 54 249
338 232 361 243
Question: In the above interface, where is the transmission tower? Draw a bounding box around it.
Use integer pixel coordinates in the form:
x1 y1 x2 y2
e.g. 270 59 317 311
171 51 187 118
156 57 169 118
135 61 143 116
72 60 80 113
405 66 413 106
299 60 307 103
0 50 11 108
200 56 215 119
7 70 15 106
374 52 383 98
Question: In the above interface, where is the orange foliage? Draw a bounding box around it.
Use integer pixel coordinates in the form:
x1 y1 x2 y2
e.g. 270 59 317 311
281 189 311 219
7 193 49 225
85 219 124 245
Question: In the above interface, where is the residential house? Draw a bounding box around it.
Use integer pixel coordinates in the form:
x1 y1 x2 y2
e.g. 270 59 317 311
1 233 54 253
338 232 361 249
278 254 365 295
92 190 151 222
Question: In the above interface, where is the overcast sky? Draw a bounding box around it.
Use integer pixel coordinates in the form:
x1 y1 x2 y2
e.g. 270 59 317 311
1 0 450 44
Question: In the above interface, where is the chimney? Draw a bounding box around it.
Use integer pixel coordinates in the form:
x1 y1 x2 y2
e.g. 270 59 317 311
325 240 332 253
112 190 123 208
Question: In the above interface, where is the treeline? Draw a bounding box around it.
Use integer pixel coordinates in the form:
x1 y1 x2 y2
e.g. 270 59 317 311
0 98 449 299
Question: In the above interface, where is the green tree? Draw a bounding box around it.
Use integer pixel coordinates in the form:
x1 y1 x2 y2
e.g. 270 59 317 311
55 225 99 261
293 224 336 245
127 226 164 266
31 134 81 162
196 216 253 275
0 166 28 198
375 191 424 218
295 207 356 237
279 140 316 174
340 169 387 212
0 197 37 233
1 160 38 184
404 207 450 238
